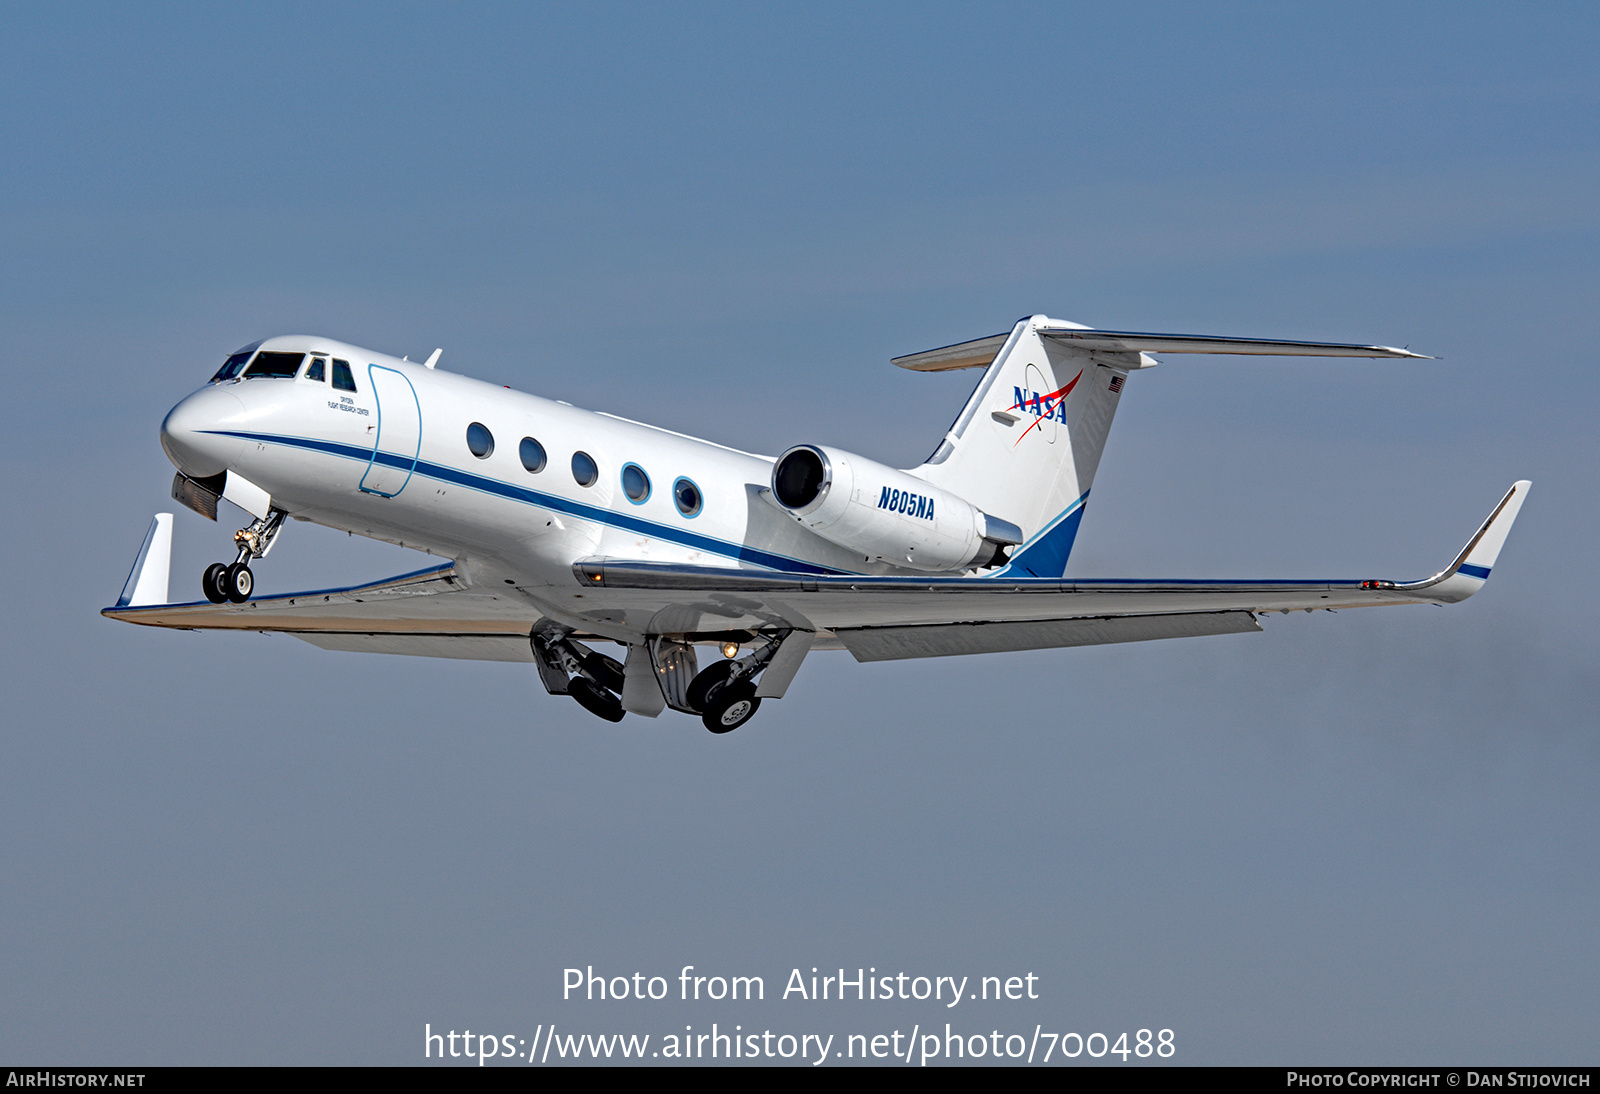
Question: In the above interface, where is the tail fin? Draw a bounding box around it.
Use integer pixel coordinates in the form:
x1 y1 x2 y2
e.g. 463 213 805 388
901 315 1427 578
909 315 1132 577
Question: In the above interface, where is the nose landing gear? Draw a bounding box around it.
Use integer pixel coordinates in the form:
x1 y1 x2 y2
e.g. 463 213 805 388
201 559 257 604
201 509 285 604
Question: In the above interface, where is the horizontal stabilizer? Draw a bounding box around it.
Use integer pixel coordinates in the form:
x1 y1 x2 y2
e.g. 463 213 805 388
1038 328 1430 359
892 333 1010 372
894 324 1428 371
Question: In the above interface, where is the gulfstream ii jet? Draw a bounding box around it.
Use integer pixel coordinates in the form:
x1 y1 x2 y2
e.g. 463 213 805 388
105 315 1530 732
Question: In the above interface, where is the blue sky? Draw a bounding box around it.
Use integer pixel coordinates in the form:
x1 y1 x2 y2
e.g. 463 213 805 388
2 2 1597 1064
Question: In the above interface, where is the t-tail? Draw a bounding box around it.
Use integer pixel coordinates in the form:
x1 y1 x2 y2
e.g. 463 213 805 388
898 315 1428 578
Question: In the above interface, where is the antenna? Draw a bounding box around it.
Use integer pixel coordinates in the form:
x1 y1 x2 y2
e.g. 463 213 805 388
424 348 442 369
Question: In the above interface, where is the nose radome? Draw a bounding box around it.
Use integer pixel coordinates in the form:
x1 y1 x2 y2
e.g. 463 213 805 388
160 388 246 478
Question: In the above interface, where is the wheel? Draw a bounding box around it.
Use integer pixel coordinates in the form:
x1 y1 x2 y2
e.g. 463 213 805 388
224 562 253 603
702 681 760 734
685 660 738 713
569 677 625 722
578 649 626 694
202 563 229 604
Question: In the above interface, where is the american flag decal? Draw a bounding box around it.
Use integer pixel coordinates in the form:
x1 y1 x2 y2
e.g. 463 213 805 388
1108 375 1125 393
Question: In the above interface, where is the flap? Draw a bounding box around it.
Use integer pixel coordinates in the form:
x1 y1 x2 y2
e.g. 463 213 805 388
837 611 1261 661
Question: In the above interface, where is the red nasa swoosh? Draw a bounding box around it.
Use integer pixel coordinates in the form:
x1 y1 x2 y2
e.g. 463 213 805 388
1010 369 1082 446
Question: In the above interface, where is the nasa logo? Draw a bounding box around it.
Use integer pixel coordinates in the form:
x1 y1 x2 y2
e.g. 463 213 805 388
878 486 935 521
1008 370 1083 444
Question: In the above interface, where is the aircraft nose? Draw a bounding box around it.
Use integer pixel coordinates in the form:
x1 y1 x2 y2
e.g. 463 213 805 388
160 388 246 478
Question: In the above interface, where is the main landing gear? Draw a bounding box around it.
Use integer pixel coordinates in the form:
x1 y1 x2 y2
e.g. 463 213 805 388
685 658 762 734
532 625 792 734
201 509 286 604
686 631 799 733
531 629 628 722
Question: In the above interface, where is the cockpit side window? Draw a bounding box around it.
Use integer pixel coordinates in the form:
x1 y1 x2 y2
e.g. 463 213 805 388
332 359 357 392
244 351 305 378
305 357 327 382
211 352 253 382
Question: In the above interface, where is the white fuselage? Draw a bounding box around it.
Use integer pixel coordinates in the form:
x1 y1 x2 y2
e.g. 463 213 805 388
159 335 906 590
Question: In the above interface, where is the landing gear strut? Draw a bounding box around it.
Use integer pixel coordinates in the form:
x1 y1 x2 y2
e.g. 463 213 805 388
201 509 285 604
684 630 790 734
530 627 627 722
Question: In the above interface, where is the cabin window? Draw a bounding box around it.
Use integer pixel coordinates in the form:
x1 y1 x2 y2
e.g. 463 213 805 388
211 351 253 382
519 437 547 473
673 477 703 517
332 359 357 392
305 357 326 382
621 463 651 504
243 351 305 378
466 423 494 459
571 451 598 487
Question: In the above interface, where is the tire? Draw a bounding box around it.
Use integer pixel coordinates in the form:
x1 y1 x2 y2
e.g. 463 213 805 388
685 660 738 713
702 681 760 734
202 563 229 604
569 677 625 722
578 649 626 694
225 562 253 603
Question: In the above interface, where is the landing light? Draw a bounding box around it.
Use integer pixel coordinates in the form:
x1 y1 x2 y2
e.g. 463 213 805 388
721 642 740 659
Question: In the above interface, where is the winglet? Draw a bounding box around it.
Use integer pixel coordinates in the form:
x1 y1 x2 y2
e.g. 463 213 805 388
1400 481 1531 603
116 514 173 608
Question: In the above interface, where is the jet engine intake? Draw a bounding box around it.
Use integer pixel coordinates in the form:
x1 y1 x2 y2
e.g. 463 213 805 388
769 444 1021 572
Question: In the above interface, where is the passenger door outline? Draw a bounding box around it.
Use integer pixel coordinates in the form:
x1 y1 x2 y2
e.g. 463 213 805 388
359 365 422 497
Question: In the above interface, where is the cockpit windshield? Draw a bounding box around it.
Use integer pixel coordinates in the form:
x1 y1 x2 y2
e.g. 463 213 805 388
210 349 306 382
211 351 253 382
243 352 305 378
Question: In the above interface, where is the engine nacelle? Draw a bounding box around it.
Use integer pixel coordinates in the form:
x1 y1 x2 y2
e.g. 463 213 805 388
770 445 1022 572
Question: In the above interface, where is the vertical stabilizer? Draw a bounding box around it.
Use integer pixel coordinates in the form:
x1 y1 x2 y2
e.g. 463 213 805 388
912 315 1134 577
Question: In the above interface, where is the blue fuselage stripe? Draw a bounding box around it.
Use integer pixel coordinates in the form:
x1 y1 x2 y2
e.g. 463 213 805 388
204 429 848 575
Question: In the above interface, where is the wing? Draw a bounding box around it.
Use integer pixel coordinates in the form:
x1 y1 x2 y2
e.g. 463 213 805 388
574 481 1531 661
103 559 546 662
